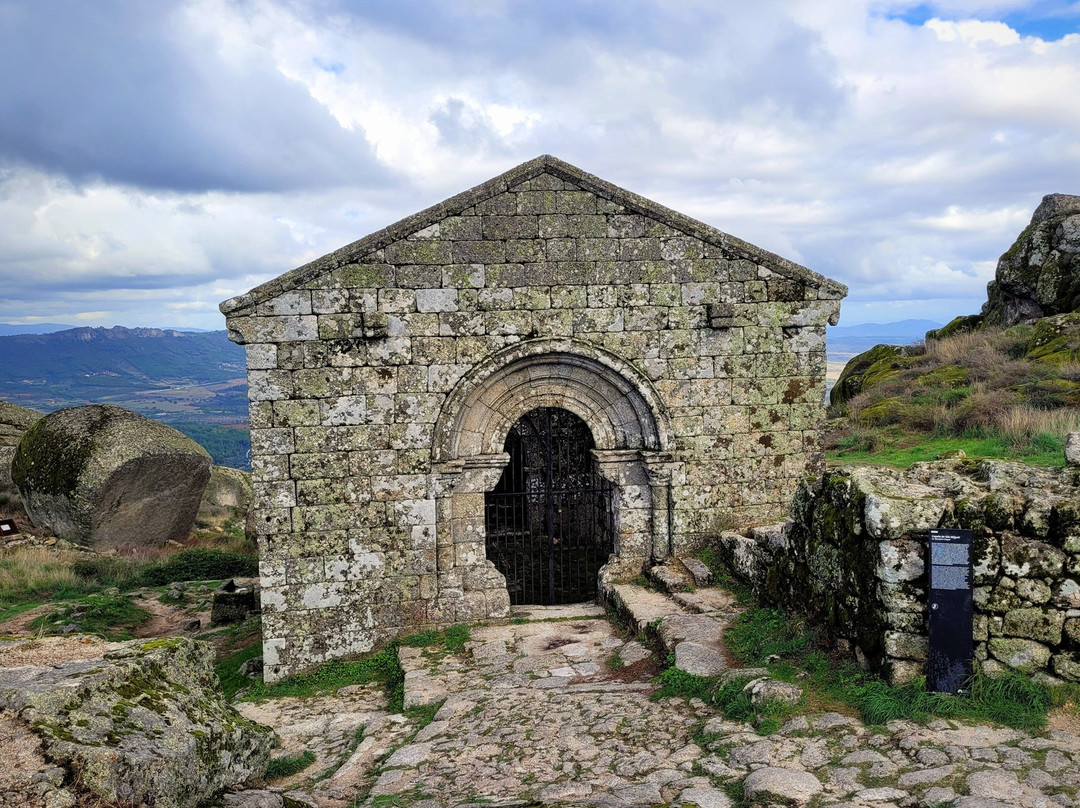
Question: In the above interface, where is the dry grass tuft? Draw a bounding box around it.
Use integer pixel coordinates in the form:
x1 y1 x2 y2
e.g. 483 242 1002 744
0 547 82 603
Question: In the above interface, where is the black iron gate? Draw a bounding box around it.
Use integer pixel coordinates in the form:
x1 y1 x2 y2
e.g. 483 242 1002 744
484 407 615 605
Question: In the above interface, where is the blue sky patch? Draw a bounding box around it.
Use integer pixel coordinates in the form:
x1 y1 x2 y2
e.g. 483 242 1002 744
886 1 1079 41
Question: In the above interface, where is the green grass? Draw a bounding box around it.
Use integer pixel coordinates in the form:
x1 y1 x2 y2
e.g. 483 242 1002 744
731 605 1060 730
215 641 265 699
28 593 151 640
265 749 316 781
654 593 1066 732
826 432 1065 469
245 647 405 708
243 625 471 711
725 608 816 663
403 699 444 730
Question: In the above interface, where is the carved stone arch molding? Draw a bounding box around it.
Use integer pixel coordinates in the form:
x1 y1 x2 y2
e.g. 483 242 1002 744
431 338 679 618
433 337 673 462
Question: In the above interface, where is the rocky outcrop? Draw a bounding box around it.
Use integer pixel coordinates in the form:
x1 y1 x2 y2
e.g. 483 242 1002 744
829 344 921 408
0 636 273 808
197 465 254 541
717 459 1080 684
0 401 41 489
983 193 1080 327
200 465 253 511
11 405 212 548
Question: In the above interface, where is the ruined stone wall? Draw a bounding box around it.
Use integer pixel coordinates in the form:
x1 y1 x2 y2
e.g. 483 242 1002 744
719 460 1080 685
222 160 843 680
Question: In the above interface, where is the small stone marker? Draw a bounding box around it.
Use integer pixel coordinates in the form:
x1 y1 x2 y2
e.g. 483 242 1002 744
0 519 18 539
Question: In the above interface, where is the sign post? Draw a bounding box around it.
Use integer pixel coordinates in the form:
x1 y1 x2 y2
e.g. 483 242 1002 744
927 528 974 694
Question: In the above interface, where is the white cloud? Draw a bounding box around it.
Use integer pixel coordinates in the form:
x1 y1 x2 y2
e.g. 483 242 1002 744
0 0 1078 329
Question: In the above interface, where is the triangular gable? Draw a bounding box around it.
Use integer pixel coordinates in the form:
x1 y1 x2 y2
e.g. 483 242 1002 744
221 155 846 316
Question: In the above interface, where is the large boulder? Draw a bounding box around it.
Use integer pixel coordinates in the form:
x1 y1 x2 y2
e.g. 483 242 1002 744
11 405 211 548
0 636 273 808
0 401 42 489
983 193 1080 327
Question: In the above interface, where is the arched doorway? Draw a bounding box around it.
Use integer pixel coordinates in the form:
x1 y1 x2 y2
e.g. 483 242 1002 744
484 407 615 605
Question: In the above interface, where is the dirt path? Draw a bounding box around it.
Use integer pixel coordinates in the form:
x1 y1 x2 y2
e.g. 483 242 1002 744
0 591 210 640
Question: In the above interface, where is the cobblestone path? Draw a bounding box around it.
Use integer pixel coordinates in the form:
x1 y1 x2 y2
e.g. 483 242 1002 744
237 602 1080 808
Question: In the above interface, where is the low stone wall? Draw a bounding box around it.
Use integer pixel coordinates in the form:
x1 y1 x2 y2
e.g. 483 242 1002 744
717 459 1080 684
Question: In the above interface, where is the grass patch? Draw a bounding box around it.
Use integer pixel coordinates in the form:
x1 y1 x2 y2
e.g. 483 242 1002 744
0 547 142 611
265 749 316 781
215 641 265 700
403 699 444 731
847 666 1050 730
654 662 802 735
826 431 1065 469
654 594 1064 733
732 605 1059 731
246 647 404 707
28 592 150 640
725 608 816 663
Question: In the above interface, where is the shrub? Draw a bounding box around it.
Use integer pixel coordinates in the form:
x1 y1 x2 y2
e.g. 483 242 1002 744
140 548 258 586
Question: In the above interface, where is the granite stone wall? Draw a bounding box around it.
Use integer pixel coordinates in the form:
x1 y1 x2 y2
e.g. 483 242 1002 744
718 460 1080 685
221 156 845 681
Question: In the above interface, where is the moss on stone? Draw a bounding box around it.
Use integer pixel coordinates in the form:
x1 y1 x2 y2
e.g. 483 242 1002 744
925 314 985 342
831 344 920 408
11 410 102 496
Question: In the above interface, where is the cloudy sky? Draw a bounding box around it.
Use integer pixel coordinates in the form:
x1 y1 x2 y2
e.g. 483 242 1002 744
1 0 1078 330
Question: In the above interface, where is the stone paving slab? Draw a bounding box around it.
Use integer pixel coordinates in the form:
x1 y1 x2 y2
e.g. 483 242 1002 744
235 601 1080 808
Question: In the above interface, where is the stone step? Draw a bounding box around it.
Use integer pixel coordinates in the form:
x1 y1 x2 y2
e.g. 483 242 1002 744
682 556 714 587
606 583 691 635
671 586 738 615
646 560 695 593
655 612 730 677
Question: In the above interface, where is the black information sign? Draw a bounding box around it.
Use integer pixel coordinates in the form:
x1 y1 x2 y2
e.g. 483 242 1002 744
928 528 974 694
0 519 17 539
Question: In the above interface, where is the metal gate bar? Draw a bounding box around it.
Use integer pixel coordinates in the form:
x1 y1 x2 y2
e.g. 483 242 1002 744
484 408 614 605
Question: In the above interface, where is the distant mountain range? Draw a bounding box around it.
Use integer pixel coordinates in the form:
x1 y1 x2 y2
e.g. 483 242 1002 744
0 322 212 336
0 326 249 467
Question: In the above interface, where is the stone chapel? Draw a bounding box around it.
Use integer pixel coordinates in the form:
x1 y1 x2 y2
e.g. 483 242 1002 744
221 155 846 680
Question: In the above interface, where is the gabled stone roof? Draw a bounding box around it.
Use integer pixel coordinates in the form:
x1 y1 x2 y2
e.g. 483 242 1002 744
221 155 846 315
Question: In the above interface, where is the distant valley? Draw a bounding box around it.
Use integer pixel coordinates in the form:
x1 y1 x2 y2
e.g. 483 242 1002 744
0 326 249 468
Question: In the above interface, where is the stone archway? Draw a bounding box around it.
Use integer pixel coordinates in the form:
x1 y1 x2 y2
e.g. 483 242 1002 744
431 339 677 620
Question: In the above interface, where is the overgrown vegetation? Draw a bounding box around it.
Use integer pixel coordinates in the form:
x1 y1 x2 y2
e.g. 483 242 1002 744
0 545 259 623
139 548 257 586
215 640 265 699
655 598 1072 732
29 592 151 640
827 320 1080 468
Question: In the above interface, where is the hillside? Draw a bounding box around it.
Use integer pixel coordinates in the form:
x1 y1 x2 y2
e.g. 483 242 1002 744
827 194 1080 467
0 326 250 468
